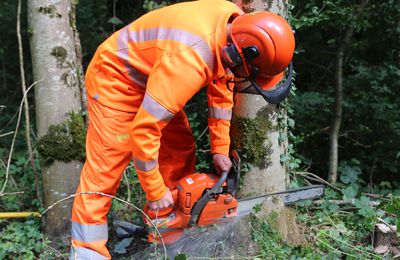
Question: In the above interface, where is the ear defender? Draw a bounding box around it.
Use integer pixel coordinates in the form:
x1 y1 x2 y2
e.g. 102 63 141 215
242 46 259 61
222 43 260 76
225 43 242 67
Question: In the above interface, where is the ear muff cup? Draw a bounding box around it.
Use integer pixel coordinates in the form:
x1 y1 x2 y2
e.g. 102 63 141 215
225 43 242 66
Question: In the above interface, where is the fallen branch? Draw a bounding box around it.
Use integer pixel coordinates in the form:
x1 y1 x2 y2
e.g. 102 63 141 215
377 217 398 234
0 131 14 138
196 126 209 142
0 191 24 196
294 171 341 191
313 199 380 207
362 192 391 201
124 168 131 201
45 244 67 260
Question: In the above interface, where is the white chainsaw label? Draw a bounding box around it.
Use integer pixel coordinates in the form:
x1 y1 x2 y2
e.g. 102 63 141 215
151 213 176 226
186 178 194 185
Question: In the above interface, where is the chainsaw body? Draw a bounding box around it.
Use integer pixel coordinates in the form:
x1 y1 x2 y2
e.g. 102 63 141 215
144 151 241 244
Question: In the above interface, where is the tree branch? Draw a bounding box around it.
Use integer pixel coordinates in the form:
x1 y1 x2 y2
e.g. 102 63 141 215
17 0 41 204
0 80 42 195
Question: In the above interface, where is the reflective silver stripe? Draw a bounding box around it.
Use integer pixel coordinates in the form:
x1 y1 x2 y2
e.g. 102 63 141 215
208 106 232 120
71 221 108 243
133 157 158 172
117 26 148 88
129 27 214 71
70 246 108 260
142 93 174 121
117 26 214 78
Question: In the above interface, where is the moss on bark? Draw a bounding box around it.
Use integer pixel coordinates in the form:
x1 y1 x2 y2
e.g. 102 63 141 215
231 107 275 168
37 5 62 19
50 46 68 64
37 112 86 165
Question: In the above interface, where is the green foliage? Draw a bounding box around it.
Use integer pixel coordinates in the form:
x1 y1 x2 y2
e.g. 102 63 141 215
174 254 187 260
37 112 86 165
0 220 47 259
291 173 399 259
386 196 400 231
143 0 168 11
108 16 123 26
279 82 303 171
0 149 42 211
340 165 361 184
111 164 145 224
252 212 316 259
186 88 212 172
291 0 400 180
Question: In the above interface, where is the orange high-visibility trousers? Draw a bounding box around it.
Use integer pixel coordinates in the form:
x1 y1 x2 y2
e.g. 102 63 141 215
70 96 195 259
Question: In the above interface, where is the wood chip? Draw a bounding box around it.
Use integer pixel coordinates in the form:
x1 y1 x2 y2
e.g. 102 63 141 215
376 223 397 234
374 245 389 254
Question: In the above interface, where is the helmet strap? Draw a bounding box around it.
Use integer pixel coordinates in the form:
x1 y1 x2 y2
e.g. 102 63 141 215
226 62 293 105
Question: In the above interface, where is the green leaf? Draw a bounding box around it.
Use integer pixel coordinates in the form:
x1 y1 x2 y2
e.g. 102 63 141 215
328 203 339 212
342 184 359 201
108 16 123 25
354 196 370 208
340 166 361 184
386 197 400 215
355 196 376 218
324 188 339 199
174 254 187 260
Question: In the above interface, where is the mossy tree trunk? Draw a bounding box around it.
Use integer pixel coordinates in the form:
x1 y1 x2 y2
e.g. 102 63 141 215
231 0 305 252
28 0 84 238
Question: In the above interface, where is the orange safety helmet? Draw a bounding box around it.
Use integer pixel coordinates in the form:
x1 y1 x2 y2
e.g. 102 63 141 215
223 11 295 104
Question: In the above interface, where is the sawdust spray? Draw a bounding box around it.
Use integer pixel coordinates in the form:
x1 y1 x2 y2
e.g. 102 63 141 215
129 215 252 259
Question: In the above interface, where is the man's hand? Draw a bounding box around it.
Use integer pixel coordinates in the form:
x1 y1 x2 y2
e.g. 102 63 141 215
147 188 174 211
213 153 232 174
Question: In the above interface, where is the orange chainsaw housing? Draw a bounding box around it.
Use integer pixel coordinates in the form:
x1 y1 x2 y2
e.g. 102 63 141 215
144 173 238 244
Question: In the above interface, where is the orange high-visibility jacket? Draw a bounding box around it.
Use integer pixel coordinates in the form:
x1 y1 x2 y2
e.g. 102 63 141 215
85 0 243 201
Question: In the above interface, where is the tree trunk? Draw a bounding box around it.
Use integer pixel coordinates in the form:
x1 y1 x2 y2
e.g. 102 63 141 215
28 0 83 238
231 0 305 252
328 27 354 183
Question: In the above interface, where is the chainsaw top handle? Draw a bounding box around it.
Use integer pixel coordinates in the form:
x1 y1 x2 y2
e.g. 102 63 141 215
188 171 228 226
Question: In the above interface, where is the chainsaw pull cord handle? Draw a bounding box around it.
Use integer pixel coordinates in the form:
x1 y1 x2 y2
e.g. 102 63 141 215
188 171 228 226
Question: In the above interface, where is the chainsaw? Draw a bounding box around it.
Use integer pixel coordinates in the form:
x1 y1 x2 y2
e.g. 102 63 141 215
131 151 324 244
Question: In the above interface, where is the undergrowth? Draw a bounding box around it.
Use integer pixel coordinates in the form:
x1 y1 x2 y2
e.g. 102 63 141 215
250 164 400 259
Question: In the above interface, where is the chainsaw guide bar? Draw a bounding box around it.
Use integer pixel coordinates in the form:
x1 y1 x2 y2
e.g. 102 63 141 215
237 185 325 217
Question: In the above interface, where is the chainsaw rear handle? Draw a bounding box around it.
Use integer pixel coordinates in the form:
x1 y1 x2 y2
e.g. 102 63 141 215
188 171 228 226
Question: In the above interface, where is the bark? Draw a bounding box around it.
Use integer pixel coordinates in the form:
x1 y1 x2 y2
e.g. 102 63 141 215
231 0 305 253
28 0 83 238
328 27 354 183
70 1 87 124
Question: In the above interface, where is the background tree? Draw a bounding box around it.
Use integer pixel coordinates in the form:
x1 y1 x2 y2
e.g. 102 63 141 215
28 0 84 238
292 0 400 184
